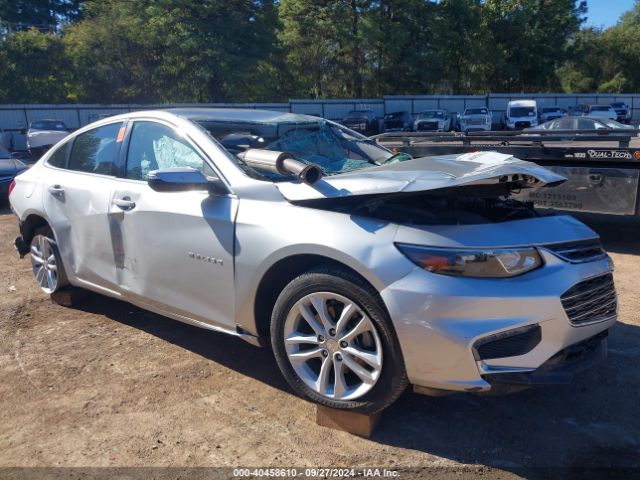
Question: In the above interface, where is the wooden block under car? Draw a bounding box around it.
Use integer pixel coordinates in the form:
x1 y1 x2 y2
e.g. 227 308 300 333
50 288 89 307
316 405 381 437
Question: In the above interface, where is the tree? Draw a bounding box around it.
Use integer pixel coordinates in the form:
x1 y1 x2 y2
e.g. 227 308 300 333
0 29 71 102
365 0 442 96
63 0 282 103
483 0 586 92
0 0 83 32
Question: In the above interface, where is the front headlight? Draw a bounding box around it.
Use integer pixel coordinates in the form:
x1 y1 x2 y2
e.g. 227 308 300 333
396 244 543 278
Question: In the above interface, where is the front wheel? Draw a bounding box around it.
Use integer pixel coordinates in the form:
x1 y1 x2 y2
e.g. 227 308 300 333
30 227 68 294
271 268 408 414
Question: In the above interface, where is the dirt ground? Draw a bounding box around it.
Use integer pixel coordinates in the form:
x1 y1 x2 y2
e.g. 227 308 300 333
0 205 638 478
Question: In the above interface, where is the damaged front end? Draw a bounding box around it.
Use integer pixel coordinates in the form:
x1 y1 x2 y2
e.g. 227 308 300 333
277 151 566 226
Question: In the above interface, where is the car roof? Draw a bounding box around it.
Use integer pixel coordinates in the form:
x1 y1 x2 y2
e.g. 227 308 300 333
166 108 321 125
508 100 536 107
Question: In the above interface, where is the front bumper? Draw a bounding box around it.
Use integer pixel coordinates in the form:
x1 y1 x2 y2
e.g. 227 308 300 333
381 250 616 394
483 330 607 390
462 124 490 132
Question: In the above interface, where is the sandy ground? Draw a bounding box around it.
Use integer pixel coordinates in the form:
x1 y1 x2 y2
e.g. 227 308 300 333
0 205 638 478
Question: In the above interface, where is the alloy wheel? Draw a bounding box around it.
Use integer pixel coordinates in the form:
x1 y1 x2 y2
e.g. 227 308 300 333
30 235 59 294
283 292 383 401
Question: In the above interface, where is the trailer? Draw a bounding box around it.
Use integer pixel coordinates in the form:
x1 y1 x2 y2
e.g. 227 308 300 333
373 130 640 216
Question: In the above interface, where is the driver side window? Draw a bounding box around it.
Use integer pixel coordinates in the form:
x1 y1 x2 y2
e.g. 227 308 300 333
126 121 215 180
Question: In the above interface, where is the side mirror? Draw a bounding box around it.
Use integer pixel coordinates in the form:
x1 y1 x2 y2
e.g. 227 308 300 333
147 168 228 195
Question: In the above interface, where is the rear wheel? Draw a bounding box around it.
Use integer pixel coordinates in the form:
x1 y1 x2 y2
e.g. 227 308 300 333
30 227 68 294
271 268 408 414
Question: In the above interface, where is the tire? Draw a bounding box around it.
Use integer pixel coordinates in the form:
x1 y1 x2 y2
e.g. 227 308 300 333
30 226 68 294
270 267 408 414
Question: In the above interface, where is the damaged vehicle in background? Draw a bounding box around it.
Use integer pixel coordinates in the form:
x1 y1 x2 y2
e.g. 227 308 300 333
340 110 379 136
526 116 637 135
383 111 412 132
9 109 617 413
413 110 451 132
505 100 538 130
610 102 631 124
539 106 567 123
24 119 70 159
460 107 492 132
1 145 27 200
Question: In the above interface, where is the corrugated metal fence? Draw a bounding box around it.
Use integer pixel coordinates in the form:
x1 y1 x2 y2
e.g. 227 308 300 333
2 93 639 149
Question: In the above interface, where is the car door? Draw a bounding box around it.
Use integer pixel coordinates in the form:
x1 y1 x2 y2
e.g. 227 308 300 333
43 122 125 291
109 119 238 329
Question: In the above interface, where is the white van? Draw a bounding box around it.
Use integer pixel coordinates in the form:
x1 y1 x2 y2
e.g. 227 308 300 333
505 100 538 130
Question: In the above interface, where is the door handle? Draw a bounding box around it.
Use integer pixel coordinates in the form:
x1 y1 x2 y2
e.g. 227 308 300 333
113 196 136 211
48 185 64 199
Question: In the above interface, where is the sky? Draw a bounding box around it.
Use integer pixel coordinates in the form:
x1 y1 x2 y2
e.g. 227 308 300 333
584 0 636 28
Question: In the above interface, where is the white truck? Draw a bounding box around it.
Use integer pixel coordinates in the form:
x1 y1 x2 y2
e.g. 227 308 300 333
505 100 538 130
25 119 70 159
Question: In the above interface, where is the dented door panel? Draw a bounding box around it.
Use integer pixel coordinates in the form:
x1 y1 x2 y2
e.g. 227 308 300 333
43 169 118 289
108 181 238 329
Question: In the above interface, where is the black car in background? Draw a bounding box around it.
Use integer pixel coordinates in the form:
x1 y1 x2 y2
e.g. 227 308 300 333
340 110 379 136
383 111 412 132
0 146 28 200
611 102 632 124
525 116 635 133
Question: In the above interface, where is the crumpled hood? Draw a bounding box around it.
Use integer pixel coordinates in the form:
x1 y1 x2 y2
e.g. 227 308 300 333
276 152 566 202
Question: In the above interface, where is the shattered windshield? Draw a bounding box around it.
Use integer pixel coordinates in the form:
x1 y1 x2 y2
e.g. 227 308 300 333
198 119 398 180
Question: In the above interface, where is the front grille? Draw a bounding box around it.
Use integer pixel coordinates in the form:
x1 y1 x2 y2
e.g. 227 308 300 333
561 273 617 326
416 122 438 131
515 121 531 128
467 119 485 126
544 239 606 263
474 325 542 360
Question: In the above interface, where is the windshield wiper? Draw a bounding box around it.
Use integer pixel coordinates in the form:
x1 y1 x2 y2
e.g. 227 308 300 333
377 152 413 165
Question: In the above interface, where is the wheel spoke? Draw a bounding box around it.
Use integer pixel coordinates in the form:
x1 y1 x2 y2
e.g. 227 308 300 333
315 355 333 395
30 246 44 264
39 236 48 259
334 302 355 337
34 265 45 285
342 353 376 385
298 303 325 337
285 334 319 346
310 296 334 333
340 317 370 344
288 347 323 363
333 358 347 398
343 345 382 369
46 270 56 290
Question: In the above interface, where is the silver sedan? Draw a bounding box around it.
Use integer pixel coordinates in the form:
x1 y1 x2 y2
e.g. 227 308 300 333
9 109 617 413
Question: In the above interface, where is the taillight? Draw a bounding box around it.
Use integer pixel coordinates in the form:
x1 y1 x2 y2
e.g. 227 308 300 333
8 179 16 198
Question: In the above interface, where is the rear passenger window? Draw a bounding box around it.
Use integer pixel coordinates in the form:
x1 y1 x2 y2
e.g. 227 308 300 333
68 123 123 175
47 142 71 168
